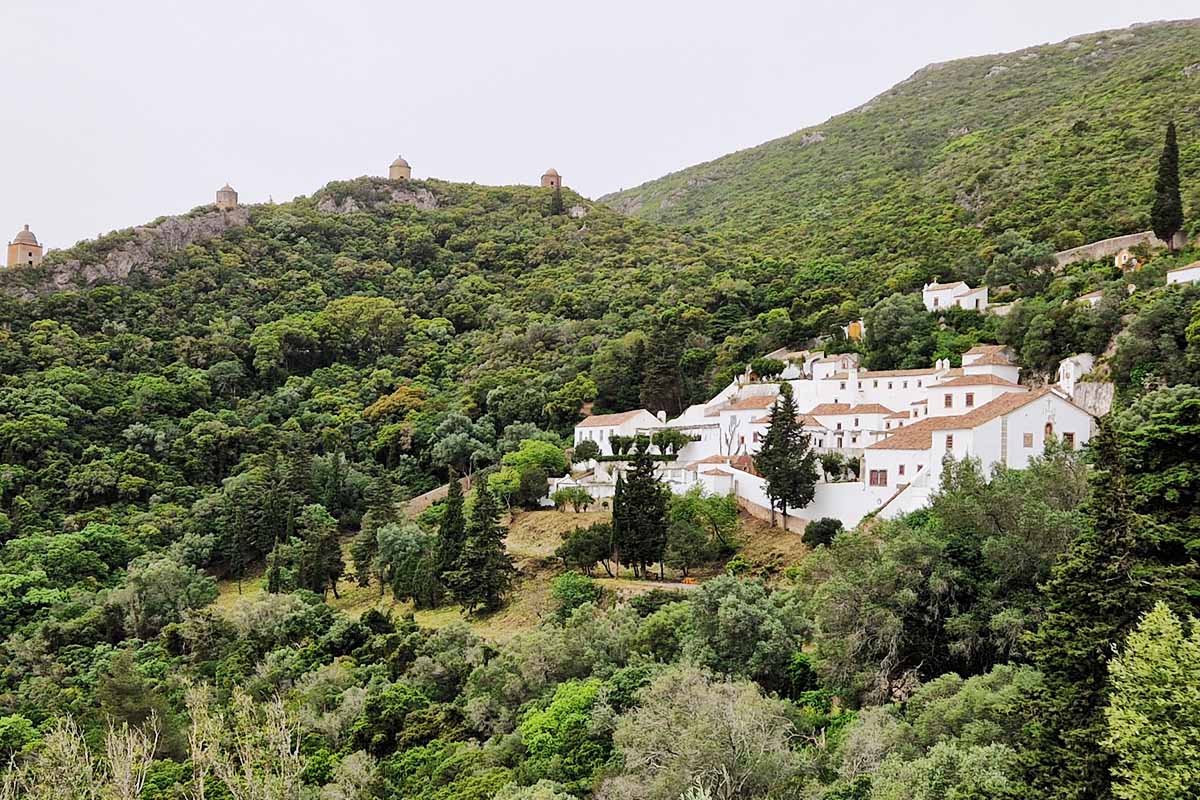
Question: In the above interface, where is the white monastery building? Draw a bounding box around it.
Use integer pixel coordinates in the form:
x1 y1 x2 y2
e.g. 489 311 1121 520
550 343 1097 529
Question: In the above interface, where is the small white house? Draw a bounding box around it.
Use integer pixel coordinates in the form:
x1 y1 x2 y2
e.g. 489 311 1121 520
1056 353 1096 397
573 409 663 456
923 281 989 312
1076 290 1104 308
1166 262 1200 286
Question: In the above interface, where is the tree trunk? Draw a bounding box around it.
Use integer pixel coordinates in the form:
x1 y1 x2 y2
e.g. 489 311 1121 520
330 579 340 599
782 505 789 532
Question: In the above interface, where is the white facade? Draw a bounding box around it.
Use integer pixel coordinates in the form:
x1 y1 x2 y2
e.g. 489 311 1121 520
1166 262 1200 286
1056 353 1096 397
573 409 663 456
922 281 989 312
552 343 1098 531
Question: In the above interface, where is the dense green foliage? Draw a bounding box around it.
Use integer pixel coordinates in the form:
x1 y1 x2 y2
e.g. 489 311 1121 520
606 22 1200 301
4 18 1200 800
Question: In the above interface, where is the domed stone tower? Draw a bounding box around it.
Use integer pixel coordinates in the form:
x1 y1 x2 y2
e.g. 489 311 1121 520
541 168 561 189
389 156 412 181
216 183 238 211
6 224 43 268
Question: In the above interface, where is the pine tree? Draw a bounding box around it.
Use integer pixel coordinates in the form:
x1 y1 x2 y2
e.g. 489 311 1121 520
446 485 515 615
435 473 467 580
1151 121 1184 250
753 383 819 530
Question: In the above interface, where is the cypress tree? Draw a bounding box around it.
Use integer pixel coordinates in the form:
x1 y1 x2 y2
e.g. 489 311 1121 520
754 383 819 530
1022 419 1194 799
447 485 515 614
611 471 629 574
1151 121 1184 250
550 184 565 216
436 473 467 580
615 441 669 578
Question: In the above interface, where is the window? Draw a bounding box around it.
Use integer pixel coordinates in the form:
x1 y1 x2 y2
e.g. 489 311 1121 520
965 392 975 408
933 297 940 308
851 436 858 444
836 422 842 430
885 422 891 430
945 434 954 448
840 382 846 390
854 418 859 427
888 382 893 390
1063 432 1075 449
917 380 922 387
899 464 906 476
869 469 888 487
944 394 953 408
1023 432 1033 448
903 381 908 389
873 380 879 388
1044 422 1054 439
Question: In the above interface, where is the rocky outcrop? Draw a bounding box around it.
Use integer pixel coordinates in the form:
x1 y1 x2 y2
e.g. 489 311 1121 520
316 185 438 215
1 207 251 299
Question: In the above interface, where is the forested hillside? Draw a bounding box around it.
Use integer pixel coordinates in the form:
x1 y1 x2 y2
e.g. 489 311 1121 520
604 20 1200 292
3 17 1200 800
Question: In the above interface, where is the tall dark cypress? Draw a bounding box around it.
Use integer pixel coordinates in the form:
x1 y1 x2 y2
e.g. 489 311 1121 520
436 473 467 580
754 383 818 530
446 485 514 614
1150 121 1184 250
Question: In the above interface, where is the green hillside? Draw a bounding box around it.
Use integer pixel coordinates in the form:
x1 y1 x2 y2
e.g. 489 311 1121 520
603 20 1200 290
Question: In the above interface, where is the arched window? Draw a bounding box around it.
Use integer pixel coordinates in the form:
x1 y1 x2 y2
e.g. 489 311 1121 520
1044 422 1054 439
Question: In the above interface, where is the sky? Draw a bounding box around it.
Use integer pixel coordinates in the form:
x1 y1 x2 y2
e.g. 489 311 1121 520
2 1 1197 250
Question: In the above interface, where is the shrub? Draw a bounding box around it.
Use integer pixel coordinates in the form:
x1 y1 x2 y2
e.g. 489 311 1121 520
551 572 601 621
572 439 600 463
803 517 844 548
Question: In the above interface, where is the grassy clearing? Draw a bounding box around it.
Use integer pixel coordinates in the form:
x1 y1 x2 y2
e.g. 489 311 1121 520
209 508 810 641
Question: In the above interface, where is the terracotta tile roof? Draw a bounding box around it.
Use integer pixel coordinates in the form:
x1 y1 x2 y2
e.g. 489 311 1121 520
1167 261 1200 274
701 468 733 477
930 375 1024 388
955 287 986 297
849 403 897 415
1077 290 1104 300
689 454 731 466
808 403 853 415
926 281 967 290
966 351 1015 367
885 411 911 419
866 417 954 450
964 344 1008 356
868 387 1070 450
729 394 781 410
577 409 651 428
798 414 824 427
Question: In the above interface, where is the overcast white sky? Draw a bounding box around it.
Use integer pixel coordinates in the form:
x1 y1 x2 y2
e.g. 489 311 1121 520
2 1 1197 249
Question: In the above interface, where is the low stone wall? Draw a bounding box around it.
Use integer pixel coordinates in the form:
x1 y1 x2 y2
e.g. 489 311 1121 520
1054 230 1185 268
404 475 471 518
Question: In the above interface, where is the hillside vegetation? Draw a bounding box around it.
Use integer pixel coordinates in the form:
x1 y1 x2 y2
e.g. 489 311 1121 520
604 20 1200 296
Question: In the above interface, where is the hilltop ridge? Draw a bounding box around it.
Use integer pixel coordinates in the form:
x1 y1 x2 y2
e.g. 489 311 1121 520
603 19 1200 297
